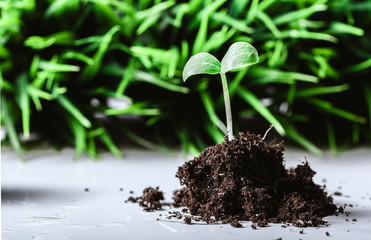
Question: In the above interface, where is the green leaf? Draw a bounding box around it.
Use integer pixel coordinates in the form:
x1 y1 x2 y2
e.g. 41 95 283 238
66 115 87 159
329 21 364 36
238 87 285 136
364 83 371 137
24 36 55 50
306 98 367 124
200 91 227 134
182 52 221 81
284 123 323 156
325 118 338 156
17 74 30 139
56 95 92 128
347 58 371 72
1 95 23 154
98 131 123 159
135 71 189 94
221 42 259 73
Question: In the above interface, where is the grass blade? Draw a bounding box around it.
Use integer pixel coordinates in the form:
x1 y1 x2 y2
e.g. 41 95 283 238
116 59 136 96
246 0 259 23
273 4 327 26
238 87 285 135
1 95 23 153
256 10 281 38
98 131 123 159
80 25 120 81
364 83 371 138
205 122 225 144
278 30 338 43
105 102 161 116
306 98 367 124
135 71 189 94
56 95 92 128
200 91 227 134
212 11 253 34
295 84 349 98
347 58 371 72
325 118 338 156
193 12 208 54
284 123 323 156
39 60 80 72
17 74 30 139
329 21 364 36
66 115 87 159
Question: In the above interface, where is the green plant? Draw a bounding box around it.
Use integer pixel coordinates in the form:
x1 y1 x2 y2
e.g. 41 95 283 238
1 0 370 158
183 42 259 141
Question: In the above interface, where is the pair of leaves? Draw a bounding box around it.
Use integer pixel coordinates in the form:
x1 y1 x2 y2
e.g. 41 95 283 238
183 42 259 81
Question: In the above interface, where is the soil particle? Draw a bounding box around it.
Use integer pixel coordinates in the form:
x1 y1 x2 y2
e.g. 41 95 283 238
125 196 140 203
126 186 164 211
338 206 344 213
119 188 124 192
230 218 242 228
184 216 192 224
175 132 338 227
84 188 89 192
333 191 342 196
139 186 164 211
326 232 330 236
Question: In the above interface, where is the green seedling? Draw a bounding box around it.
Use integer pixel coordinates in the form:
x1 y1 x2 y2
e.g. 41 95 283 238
182 42 259 141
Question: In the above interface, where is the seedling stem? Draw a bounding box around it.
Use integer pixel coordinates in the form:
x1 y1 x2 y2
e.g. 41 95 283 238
220 72 233 141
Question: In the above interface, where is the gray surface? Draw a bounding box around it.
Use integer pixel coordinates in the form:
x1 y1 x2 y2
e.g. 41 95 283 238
2 147 371 240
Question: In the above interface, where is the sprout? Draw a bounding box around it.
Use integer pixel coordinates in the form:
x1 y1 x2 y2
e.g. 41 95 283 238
182 42 259 141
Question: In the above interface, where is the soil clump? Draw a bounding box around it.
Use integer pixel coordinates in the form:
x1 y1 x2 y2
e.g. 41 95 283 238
126 186 164 211
175 132 338 227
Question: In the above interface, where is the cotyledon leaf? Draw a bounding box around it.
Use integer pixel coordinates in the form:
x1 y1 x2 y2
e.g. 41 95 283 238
182 52 221 81
221 42 259 73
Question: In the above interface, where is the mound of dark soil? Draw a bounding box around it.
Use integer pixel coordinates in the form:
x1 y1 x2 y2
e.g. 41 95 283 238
175 132 338 227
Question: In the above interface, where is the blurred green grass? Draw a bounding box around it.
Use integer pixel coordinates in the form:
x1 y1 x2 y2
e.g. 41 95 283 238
1 0 370 158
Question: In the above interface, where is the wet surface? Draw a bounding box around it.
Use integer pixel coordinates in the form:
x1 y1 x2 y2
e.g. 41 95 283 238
2 147 371 240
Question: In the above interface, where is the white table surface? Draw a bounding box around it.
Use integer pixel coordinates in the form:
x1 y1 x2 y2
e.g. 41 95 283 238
2 146 371 240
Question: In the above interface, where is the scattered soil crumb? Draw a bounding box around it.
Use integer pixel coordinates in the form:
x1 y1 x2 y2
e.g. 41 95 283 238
299 229 304 234
338 206 344 213
175 132 338 228
184 216 192 224
326 232 330 236
129 190 134 194
230 218 242 228
119 188 123 192
352 218 357 222
333 191 342 196
125 196 140 203
84 188 89 192
126 186 164 211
